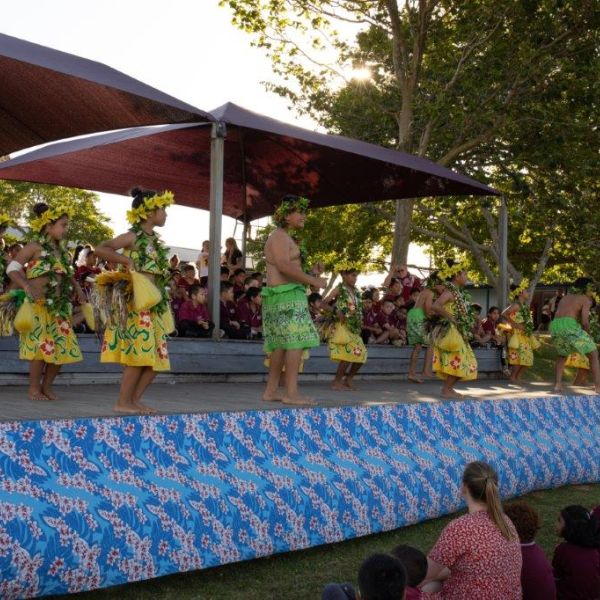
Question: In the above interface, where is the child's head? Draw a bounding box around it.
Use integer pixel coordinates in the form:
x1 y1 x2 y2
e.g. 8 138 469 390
340 268 359 287
244 276 259 290
471 303 482 317
233 268 246 283
382 300 395 316
396 307 407 321
220 281 234 301
410 287 420 301
251 272 264 284
220 266 231 280
358 553 406 600
201 240 209 252
393 295 405 309
556 505 600 548
362 291 374 312
390 545 427 588
189 284 206 304
170 254 179 268
245 286 262 306
372 289 381 302
308 292 322 311
182 264 196 280
504 502 541 544
388 278 402 294
487 306 500 322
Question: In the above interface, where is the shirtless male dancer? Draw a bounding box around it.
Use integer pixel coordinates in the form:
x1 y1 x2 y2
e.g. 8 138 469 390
262 195 327 405
549 277 600 394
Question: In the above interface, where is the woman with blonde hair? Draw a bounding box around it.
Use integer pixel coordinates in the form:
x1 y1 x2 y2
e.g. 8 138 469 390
422 461 522 598
222 237 242 271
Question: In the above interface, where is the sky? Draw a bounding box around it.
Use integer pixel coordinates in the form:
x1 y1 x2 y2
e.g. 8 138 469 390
2 0 428 278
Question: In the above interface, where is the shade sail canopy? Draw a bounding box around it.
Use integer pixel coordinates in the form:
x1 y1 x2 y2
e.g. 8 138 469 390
0 32 211 156
0 102 498 220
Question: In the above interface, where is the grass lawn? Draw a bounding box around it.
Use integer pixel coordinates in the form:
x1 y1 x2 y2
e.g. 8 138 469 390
57 483 600 600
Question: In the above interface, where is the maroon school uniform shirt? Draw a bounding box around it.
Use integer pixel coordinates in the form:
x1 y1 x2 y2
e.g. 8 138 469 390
405 587 422 600
520 542 556 600
400 274 422 301
219 300 238 326
377 312 395 330
178 300 210 323
363 308 379 329
237 301 262 329
482 318 498 335
552 541 600 600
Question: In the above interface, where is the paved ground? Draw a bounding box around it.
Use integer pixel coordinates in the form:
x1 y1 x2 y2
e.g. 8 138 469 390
0 378 594 422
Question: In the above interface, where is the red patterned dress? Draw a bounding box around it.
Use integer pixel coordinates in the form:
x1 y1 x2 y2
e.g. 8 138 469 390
427 510 522 599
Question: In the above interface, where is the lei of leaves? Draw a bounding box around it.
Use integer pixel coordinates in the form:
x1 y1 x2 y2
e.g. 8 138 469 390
33 233 74 318
289 231 308 272
130 225 170 314
445 282 475 341
517 302 534 337
336 283 363 335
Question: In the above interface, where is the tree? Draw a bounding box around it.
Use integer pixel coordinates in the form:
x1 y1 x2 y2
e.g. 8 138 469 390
0 181 113 245
223 0 599 293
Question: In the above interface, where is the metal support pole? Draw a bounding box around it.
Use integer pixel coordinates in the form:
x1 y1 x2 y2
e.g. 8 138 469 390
208 122 226 340
498 196 508 309
241 219 249 268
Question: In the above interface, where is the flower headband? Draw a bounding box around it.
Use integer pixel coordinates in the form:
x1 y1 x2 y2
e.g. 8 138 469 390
273 196 310 227
0 212 14 229
126 191 174 225
510 279 529 300
29 204 74 233
438 262 465 281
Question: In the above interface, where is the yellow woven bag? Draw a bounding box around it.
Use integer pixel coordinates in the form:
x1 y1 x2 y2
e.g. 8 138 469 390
161 308 176 335
82 303 96 331
508 333 520 349
131 271 162 311
437 325 462 352
14 299 35 333
331 323 352 345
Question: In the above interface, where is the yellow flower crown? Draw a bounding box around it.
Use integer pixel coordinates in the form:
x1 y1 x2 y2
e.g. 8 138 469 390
510 279 529 300
126 191 174 225
29 204 74 233
438 262 465 281
0 212 14 228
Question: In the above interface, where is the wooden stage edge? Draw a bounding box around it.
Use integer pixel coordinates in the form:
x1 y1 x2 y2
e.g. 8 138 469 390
0 379 594 423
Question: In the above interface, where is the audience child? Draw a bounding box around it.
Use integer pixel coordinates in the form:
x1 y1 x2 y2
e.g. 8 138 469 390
237 286 263 339
177 284 214 338
404 287 421 311
390 545 427 599
423 461 522 598
251 271 264 287
376 299 403 344
74 247 101 297
219 281 249 339
244 275 260 292
220 265 231 282
178 263 200 294
170 278 187 317
383 277 403 303
358 553 407 600
471 303 493 347
168 253 180 275
232 268 247 300
361 291 382 344
504 502 556 600
308 292 323 323
552 505 600 599
482 306 501 339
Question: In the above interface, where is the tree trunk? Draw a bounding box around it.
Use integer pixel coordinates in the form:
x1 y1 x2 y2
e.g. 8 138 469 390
391 198 415 265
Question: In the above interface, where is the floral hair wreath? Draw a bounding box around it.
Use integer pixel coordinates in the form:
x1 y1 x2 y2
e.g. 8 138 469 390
273 196 310 227
126 191 175 225
510 279 529 300
0 212 14 229
438 261 465 281
29 204 74 233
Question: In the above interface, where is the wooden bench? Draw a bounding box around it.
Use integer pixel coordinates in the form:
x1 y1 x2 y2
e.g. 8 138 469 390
0 335 502 385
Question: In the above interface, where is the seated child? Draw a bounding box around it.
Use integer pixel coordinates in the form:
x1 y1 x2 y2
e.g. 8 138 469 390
362 291 382 344
237 286 262 339
376 300 402 344
504 501 556 600
390 545 427 599
232 267 247 300
308 292 323 323
219 281 250 339
470 303 493 347
177 263 200 294
358 553 407 600
552 505 600 600
177 284 214 338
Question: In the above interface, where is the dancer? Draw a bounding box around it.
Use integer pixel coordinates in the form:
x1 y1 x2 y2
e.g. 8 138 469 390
407 271 445 383
95 188 174 414
262 195 327 405
550 278 600 394
327 268 367 391
7 203 83 401
431 260 477 398
503 280 536 384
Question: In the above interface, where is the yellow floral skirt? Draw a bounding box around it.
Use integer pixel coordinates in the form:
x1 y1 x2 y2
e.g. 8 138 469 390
101 307 170 371
19 303 82 365
565 352 590 370
328 327 367 364
508 331 534 367
433 325 477 381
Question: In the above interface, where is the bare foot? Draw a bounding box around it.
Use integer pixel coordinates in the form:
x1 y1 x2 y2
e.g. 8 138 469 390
282 395 316 406
41 388 59 401
330 381 346 391
422 371 434 379
343 379 358 391
113 404 141 414
134 402 157 415
262 392 283 402
28 388 51 402
553 384 565 395
441 390 465 399
408 375 424 384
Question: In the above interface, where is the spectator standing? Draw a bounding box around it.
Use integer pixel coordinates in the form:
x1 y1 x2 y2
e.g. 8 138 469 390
504 501 556 600
423 461 522 598
384 264 423 302
196 240 210 286
168 253 180 276
552 505 600 600
222 237 243 271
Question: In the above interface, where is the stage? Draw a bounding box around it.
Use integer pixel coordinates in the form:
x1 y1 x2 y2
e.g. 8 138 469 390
1 379 599 598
